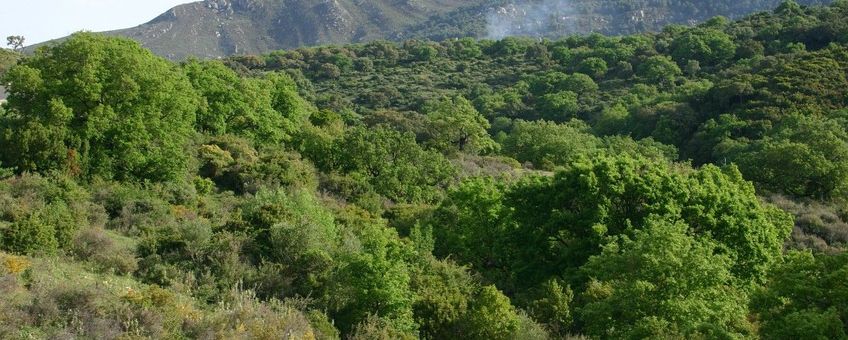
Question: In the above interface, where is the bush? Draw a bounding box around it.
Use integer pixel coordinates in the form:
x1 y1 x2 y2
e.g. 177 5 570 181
72 228 138 275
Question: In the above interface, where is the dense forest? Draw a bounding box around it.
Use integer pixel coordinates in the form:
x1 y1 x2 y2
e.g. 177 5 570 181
1 0 848 339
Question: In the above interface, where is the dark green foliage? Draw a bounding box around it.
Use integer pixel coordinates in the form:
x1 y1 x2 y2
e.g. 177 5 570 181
0 48 20 77
228 189 339 301
198 135 318 194
576 57 609 79
0 174 90 255
752 251 848 339
503 155 791 288
430 177 510 283
315 125 456 203
525 279 574 336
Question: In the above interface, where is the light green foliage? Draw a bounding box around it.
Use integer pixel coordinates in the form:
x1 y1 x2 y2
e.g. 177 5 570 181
331 219 417 336
501 119 600 169
3 213 59 255
2 4 848 339
637 55 682 86
348 314 417 340
184 60 312 143
0 174 90 255
0 254 328 339
465 285 522 340
425 96 498 155
529 72 598 95
670 28 737 66
501 120 676 170
580 217 752 338
1 33 198 181
538 91 580 121
236 189 338 297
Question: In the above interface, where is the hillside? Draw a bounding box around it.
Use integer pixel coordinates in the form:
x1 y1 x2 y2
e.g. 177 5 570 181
2 1 848 338
64 0 831 59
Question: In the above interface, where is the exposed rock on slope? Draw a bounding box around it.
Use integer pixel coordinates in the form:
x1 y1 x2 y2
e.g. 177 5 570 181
41 0 834 59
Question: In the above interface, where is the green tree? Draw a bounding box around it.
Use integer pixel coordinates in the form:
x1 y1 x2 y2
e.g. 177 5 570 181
670 28 737 66
430 177 510 283
501 119 600 170
538 91 580 121
464 285 521 340
577 57 608 79
733 115 848 200
751 251 848 340
410 257 476 339
637 55 682 87
525 279 574 336
328 125 456 203
0 33 198 181
331 220 417 336
579 216 752 338
503 154 791 290
425 96 497 154
235 189 339 298
182 61 310 143
6 35 24 51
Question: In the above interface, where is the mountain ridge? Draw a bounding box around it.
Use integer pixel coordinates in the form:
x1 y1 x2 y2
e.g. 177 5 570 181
35 0 833 59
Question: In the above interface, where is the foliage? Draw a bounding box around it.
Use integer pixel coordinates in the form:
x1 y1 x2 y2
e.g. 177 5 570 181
183 60 312 143
579 216 752 338
751 250 848 339
2 3 848 339
1 33 198 181
424 96 498 155
316 125 456 203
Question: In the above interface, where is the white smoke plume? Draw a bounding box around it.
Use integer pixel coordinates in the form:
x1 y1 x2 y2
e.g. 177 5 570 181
486 0 578 40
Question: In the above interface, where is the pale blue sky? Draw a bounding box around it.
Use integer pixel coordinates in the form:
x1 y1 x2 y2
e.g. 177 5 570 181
0 0 192 46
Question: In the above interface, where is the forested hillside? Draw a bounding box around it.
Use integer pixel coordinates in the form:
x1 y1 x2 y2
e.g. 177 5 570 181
1 1 848 339
40 0 833 59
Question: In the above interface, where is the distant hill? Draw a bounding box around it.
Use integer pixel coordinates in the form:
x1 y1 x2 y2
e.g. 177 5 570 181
103 0 482 59
39 0 833 59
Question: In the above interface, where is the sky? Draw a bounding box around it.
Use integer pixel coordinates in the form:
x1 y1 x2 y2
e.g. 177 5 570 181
0 0 192 46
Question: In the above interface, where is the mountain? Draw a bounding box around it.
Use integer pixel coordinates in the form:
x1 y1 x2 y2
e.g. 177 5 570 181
104 0 485 59
42 0 835 59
